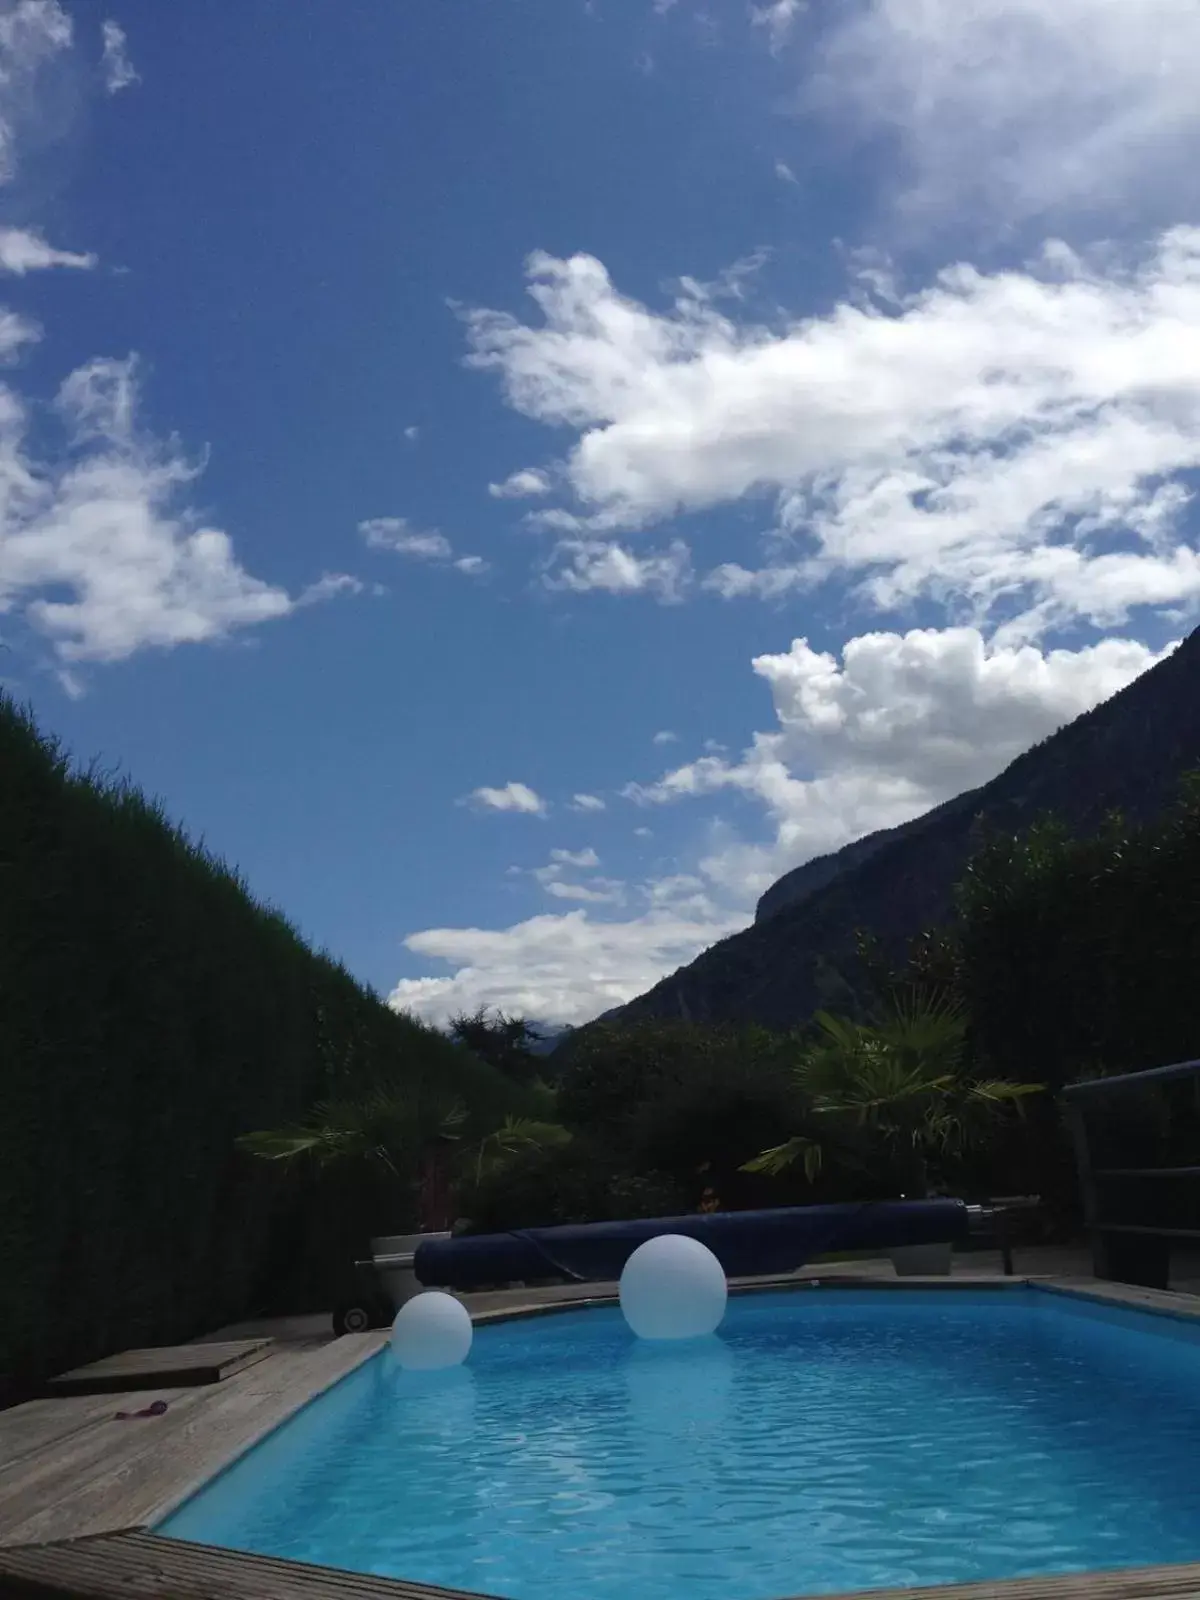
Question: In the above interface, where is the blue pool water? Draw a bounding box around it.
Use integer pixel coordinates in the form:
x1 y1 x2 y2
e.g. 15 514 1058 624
162 1288 1200 1600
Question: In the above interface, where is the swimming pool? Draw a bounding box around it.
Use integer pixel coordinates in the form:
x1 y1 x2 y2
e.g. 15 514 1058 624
160 1286 1200 1600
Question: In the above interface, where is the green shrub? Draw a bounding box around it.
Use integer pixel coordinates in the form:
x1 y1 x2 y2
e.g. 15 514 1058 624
460 1138 687 1232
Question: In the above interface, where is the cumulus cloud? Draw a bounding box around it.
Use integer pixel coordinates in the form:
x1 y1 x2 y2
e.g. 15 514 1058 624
467 781 548 816
467 237 1200 642
570 792 606 812
628 626 1172 896
100 18 137 93
806 0 1200 230
360 517 487 574
0 227 94 274
391 895 744 1026
0 354 351 666
398 625 1163 1020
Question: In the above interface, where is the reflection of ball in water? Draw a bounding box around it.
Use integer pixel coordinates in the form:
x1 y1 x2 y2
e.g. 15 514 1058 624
390 1291 473 1370
619 1234 727 1340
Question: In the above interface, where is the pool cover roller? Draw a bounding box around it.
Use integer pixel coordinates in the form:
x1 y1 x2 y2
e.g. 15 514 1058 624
414 1198 968 1290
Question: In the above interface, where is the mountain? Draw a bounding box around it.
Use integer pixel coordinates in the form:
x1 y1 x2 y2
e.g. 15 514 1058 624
598 628 1200 1032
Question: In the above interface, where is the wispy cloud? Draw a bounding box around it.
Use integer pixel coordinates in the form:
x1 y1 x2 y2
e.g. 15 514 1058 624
0 355 351 669
359 517 488 575
750 0 803 51
806 0 1200 233
570 792 606 812
0 226 94 274
0 0 74 183
100 19 138 93
543 537 692 602
550 846 600 868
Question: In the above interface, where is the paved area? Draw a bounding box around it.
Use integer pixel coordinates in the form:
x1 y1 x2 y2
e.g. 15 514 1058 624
204 1244 1200 1343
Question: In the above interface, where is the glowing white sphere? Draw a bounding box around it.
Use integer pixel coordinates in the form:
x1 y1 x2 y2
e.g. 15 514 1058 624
390 1291 473 1371
619 1234 728 1341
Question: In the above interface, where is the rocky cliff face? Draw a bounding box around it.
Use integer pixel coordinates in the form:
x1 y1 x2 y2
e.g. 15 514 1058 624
599 628 1200 1032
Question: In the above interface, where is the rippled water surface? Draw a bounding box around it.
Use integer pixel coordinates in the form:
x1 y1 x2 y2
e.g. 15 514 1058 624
163 1289 1200 1600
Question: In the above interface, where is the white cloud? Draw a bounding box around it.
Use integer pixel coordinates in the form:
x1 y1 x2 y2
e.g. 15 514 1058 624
0 354 350 666
570 792 606 812
545 878 625 905
0 227 94 274
100 18 137 94
391 898 744 1026
774 159 797 185
297 572 363 606
544 537 692 601
467 237 1200 642
629 626 1172 896
398 627 1165 1020
489 466 552 499
751 0 802 51
529 846 621 904
550 846 600 868
404 424 420 441
807 0 1200 230
0 1 73 183
652 729 678 745
467 781 548 816
360 517 486 574
360 519 452 560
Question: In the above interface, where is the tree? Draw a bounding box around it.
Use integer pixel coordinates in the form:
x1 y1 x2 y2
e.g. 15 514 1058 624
448 1007 544 1085
744 994 1041 1196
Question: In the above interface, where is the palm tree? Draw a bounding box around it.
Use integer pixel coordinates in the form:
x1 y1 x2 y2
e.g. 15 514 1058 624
238 1078 569 1230
743 994 1041 1196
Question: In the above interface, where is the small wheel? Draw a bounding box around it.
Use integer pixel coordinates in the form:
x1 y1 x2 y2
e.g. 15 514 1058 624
334 1303 374 1336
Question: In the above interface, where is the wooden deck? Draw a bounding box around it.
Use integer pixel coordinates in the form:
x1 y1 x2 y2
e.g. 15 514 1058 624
2 1531 1200 1600
47 1338 274 1396
4 1271 1200 1600
0 1334 388 1549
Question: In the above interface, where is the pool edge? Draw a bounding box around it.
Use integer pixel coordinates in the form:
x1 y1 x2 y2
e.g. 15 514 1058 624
6 1273 1200 1600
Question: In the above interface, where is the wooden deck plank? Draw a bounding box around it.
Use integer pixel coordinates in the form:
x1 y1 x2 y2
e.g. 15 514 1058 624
47 1339 274 1396
3 1532 1200 1600
0 1530 502 1598
0 1335 387 1547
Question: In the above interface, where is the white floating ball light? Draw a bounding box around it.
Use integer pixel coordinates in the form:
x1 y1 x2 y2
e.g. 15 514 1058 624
390 1291 473 1371
619 1234 728 1341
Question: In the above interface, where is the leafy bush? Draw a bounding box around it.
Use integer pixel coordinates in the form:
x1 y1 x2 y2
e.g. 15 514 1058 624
460 1137 687 1232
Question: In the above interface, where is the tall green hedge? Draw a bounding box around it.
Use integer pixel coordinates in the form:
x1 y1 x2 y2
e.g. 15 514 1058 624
0 697 486 1383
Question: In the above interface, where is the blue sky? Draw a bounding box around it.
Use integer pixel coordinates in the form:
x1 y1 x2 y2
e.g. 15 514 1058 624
1 0 1198 1024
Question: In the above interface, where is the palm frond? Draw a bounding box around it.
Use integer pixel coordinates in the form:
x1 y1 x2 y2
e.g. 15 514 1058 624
741 1135 823 1181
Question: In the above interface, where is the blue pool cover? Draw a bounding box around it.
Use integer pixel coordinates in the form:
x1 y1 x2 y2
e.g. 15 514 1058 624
414 1197 968 1289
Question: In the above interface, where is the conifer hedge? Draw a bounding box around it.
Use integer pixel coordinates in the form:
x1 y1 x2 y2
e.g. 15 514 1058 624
0 696 482 1383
